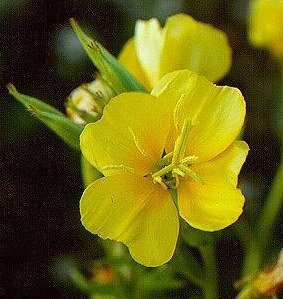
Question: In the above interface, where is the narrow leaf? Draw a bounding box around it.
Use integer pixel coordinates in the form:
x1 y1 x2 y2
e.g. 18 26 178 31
70 18 148 93
81 156 103 187
32 109 83 150
8 84 64 116
97 41 148 92
8 84 83 150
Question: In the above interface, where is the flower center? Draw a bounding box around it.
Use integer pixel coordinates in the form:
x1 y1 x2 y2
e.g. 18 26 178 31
151 118 203 189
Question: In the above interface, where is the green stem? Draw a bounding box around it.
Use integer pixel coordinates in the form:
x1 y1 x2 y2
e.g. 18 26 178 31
200 241 218 299
181 222 218 299
152 163 174 178
256 154 283 264
171 245 205 288
234 221 260 276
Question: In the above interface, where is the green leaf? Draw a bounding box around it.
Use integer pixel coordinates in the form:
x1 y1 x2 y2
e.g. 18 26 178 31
8 84 63 117
81 156 103 187
8 84 83 150
70 18 148 94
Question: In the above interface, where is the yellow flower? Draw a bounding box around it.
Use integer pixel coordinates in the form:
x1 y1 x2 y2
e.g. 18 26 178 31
119 14 232 90
249 0 283 58
80 70 248 267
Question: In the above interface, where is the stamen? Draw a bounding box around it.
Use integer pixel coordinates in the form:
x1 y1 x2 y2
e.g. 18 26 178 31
80 84 103 113
152 164 174 178
181 155 198 164
150 117 203 189
161 151 173 166
153 176 168 190
173 172 180 188
179 165 204 184
173 168 186 177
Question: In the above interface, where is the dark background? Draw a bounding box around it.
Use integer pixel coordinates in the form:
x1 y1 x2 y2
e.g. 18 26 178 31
1 0 282 298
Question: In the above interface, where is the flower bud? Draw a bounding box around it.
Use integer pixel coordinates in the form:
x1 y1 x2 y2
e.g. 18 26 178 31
66 78 115 125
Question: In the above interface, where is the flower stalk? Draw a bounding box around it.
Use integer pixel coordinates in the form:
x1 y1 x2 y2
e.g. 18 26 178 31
200 241 218 299
256 153 283 263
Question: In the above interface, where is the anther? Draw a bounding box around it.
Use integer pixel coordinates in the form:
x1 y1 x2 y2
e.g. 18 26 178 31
173 168 186 177
181 155 198 165
153 176 168 190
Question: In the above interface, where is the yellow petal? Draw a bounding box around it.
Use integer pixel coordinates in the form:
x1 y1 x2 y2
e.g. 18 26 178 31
80 174 179 267
118 38 151 90
152 70 246 162
159 14 231 82
80 92 170 176
190 141 249 187
135 18 164 87
178 141 248 231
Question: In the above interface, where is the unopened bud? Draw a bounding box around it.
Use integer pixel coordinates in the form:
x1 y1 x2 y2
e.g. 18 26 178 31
66 78 115 125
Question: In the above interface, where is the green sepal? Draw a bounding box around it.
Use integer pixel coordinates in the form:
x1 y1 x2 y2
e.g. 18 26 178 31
81 156 103 187
8 84 83 151
70 18 148 94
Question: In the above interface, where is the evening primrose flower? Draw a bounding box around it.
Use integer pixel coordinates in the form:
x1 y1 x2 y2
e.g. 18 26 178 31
80 70 248 267
249 0 283 58
119 13 232 89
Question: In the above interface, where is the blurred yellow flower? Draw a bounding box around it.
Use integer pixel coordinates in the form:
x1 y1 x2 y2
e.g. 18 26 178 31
80 70 248 267
252 250 283 296
119 14 232 89
249 0 283 58
236 250 283 298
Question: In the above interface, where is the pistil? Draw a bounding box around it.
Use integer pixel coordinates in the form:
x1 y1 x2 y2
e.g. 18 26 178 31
151 118 203 189
172 118 193 165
